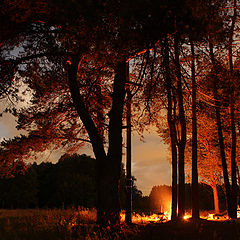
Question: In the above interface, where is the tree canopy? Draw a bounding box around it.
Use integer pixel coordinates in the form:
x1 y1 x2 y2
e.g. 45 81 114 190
1 0 240 225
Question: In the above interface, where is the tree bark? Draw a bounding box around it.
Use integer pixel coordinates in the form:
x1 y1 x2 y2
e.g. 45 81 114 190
68 55 126 226
174 33 186 219
95 82 105 141
237 166 240 189
212 183 220 214
106 61 127 225
190 40 199 219
170 113 178 221
163 37 178 221
209 42 233 218
125 62 132 224
228 0 237 218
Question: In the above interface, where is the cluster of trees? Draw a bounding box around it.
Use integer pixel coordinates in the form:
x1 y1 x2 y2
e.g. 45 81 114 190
144 0 240 220
0 154 146 209
0 0 240 226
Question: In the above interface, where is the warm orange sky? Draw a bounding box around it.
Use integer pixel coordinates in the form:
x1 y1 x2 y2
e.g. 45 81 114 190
0 115 171 196
131 132 171 195
71 130 171 196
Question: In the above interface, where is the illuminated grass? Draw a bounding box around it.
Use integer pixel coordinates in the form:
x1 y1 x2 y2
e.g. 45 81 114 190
0 208 140 240
0 209 240 240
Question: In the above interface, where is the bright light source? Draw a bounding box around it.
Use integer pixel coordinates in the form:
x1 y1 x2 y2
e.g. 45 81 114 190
208 214 214 220
183 214 191 220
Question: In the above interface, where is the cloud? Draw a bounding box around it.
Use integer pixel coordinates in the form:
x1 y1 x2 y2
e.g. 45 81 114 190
124 131 171 196
133 161 171 196
0 82 32 139
0 113 20 139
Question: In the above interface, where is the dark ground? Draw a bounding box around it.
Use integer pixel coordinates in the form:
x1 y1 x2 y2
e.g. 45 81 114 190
138 219 240 240
1 209 240 240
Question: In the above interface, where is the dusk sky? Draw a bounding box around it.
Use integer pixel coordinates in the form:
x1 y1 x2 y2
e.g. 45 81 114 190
0 112 171 196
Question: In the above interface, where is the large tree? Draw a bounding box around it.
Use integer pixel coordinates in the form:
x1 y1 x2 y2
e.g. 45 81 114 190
185 109 223 214
0 0 176 227
2 0 237 224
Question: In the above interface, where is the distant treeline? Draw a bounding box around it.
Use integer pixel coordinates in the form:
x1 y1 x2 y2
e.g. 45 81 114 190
0 153 227 211
0 154 148 210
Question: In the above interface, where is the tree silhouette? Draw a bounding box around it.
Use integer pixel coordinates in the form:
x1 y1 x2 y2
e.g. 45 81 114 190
1 0 239 224
0 0 182 226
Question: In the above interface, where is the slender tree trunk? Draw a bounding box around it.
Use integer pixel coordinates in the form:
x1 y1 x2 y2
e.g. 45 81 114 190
237 166 240 188
106 61 127 225
95 83 104 141
68 55 126 226
174 33 186 219
170 115 178 221
125 62 132 224
209 42 233 218
163 37 178 220
212 183 220 214
228 0 237 218
230 95 237 218
237 166 240 208
190 40 199 220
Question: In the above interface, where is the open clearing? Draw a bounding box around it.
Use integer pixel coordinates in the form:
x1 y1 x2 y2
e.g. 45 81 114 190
0 209 240 240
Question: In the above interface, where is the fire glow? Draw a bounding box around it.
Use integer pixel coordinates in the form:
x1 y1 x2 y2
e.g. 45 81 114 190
120 211 171 224
120 208 240 224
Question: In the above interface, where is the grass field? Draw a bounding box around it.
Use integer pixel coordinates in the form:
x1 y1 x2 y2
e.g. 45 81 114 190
1 209 240 240
0 208 141 240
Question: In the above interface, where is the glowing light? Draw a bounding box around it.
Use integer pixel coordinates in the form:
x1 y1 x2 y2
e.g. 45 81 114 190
237 208 240 218
120 211 170 224
183 214 191 220
201 212 231 221
165 211 171 220
120 207 240 224
208 213 214 220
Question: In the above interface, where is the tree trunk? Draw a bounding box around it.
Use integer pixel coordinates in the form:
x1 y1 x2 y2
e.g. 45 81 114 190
237 166 240 208
230 95 237 218
125 62 132 224
170 117 178 221
174 33 186 219
229 73 237 218
237 166 240 189
212 183 220 214
95 83 105 141
68 55 126 226
190 40 199 220
228 0 237 218
106 61 127 225
163 37 178 220
209 42 233 218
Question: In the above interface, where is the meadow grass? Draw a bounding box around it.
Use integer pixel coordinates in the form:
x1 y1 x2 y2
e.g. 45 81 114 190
0 208 141 240
1 209 239 240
